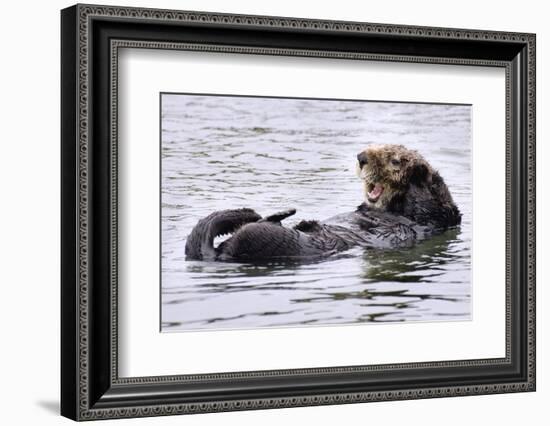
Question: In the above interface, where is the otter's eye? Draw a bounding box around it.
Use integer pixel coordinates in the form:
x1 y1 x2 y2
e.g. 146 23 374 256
390 158 400 166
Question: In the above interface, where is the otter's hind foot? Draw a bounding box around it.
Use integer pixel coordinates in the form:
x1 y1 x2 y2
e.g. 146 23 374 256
258 208 297 224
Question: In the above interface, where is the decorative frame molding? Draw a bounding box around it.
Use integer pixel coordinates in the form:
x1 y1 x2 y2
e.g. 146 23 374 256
61 3 535 421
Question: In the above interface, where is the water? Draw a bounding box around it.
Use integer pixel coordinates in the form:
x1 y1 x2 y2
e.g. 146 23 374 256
161 94 472 332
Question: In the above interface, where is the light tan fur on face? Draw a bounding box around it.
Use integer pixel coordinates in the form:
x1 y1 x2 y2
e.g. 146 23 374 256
357 144 433 209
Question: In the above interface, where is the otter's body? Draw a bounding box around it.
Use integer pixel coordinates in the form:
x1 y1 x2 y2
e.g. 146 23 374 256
185 144 461 262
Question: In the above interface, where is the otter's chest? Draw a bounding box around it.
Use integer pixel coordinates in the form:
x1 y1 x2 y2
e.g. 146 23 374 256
323 209 431 248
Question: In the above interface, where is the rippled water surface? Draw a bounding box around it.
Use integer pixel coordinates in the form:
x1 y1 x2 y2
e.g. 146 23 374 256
161 94 472 332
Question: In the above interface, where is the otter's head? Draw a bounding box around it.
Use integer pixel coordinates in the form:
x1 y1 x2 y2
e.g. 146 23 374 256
356 144 433 210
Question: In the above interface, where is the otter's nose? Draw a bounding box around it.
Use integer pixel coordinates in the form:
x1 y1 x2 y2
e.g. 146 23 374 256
357 151 368 168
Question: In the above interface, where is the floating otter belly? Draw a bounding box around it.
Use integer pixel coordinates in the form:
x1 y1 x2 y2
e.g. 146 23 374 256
185 144 461 261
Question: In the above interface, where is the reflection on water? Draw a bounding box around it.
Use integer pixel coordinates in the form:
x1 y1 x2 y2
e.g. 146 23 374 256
161 94 472 331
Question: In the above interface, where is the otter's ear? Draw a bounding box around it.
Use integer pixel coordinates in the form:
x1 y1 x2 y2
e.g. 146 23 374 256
409 162 430 186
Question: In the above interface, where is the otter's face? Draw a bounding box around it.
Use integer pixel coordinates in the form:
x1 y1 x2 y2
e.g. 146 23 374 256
356 144 432 210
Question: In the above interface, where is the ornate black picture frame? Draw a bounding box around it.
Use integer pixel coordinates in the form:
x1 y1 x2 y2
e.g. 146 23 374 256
61 4 536 421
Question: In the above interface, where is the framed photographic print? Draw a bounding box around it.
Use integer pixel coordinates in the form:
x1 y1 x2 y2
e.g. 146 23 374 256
61 4 536 421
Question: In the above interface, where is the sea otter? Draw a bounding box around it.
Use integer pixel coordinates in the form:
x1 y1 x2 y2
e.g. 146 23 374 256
185 144 461 261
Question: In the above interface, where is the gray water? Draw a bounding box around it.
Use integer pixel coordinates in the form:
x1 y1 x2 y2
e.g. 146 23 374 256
161 94 472 332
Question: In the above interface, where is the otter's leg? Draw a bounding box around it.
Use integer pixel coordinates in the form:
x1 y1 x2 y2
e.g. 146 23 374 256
217 222 327 260
185 208 261 260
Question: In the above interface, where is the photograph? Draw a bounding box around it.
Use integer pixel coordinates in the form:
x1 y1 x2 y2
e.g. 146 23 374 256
160 93 472 332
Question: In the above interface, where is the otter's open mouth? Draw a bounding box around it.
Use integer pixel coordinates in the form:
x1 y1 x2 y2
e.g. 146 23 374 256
367 183 384 203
